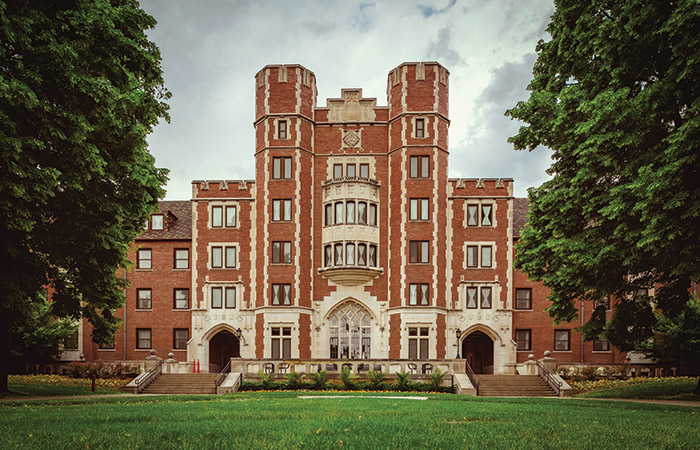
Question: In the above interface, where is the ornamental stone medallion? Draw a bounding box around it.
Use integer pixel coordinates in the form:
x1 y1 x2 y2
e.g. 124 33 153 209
343 130 360 148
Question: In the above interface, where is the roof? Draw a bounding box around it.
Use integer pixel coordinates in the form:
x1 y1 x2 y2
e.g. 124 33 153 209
138 200 192 240
513 198 530 239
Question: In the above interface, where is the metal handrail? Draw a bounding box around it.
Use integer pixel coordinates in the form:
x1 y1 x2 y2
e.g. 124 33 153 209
134 359 163 393
465 360 480 396
215 359 232 388
536 360 562 396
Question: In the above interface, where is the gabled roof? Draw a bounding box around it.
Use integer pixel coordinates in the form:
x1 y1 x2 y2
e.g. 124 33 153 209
138 200 192 240
513 198 530 239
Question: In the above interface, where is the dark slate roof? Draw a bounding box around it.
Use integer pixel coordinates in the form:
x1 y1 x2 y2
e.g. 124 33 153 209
138 200 192 240
513 198 530 239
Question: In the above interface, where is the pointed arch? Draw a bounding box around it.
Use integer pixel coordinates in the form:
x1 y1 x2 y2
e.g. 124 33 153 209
460 323 502 345
324 297 376 322
201 322 242 342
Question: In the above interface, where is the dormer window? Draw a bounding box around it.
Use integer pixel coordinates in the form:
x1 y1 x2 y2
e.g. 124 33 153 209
151 214 164 230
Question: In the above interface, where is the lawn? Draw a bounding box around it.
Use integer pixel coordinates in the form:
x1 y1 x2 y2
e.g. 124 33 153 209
3 375 127 398
572 377 700 400
1 392 698 449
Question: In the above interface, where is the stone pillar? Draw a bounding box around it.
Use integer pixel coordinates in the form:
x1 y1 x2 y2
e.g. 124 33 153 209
539 350 557 373
144 349 162 371
523 354 537 375
164 352 178 374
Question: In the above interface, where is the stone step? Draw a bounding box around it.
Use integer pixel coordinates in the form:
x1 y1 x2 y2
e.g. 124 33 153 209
474 374 557 397
139 373 221 395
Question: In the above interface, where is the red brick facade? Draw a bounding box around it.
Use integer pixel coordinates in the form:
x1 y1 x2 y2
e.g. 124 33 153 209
79 62 626 373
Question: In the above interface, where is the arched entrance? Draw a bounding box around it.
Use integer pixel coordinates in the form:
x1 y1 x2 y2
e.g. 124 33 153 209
462 331 494 374
209 330 240 373
328 302 372 359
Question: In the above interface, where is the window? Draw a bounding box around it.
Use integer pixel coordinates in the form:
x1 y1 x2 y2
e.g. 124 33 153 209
137 289 152 309
63 330 79 350
410 156 430 178
174 289 189 309
174 249 189 269
225 287 236 309
466 205 478 227
554 330 571 351
515 288 532 310
481 246 492 268
409 284 430 306
151 214 164 230
211 247 223 268
346 201 355 223
211 287 223 308
225 206 237 227
334 202 344 224
408 327 429 359
272 199 292 221
595 296 610 310
466 246 478 268
212 206 223 227
515 329 531 351
409 241 430 263
211 246 236 268
415 118 425 138
225 247 236 268
333 164 343 179
357 244 367 265
593 338 610 352
324 245 332 267
466 244 493 268
480 287 492 309
357 202 367 224
359 163 369 179
409 198 429 221
99 339 115 350
273 157 292 179
481 204 492 226
368 245 377 267
272 241 292 264
277 120 287 140
346 243 355 265
271 284 291 306
346 164 356 178
325 204 333 226
137 249 152 269
466 287 478 309
271 327 291 359
369 204 377 226
136 329 152 349
334 244 343 266
173 329 188 350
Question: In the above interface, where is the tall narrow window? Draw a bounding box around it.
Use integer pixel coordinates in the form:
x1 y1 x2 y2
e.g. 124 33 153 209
346 164 356 178
225 287 236 309
481 246 492 268
151 214 164 230
174 249 189 269
272 241 292 264
271 327 292 359
481 204 493 226
211 287 222 308
369 203 377 226
334 202 344 224
137 249 152 269
225 206 237 227
554 330 571 351
357 202 367 224
324 245 333 267
333 164 343 179
334 244 343 266
325 204 333 226
515 329 531 351
466 246 478 268
415 118 425 138
225 246 237 268
408 327 429 359
174 289 189 309
466 205 478 227
278 120 287 139
359 163 369 179
515 288 532 310
466 287 478 309
137 289 152 309
136 329 152 349
211 246 223 268
211 206 223 227
346 201 355 223
409 156 430 178
357 244 367 266
273 157 292 179
346 243 355 265
480 287 492 309
368 245 377 267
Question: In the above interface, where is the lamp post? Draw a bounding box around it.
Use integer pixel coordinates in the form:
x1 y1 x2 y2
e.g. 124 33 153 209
456 328 462 359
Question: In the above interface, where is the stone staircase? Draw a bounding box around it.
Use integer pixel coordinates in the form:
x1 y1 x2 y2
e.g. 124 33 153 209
139 373 220 394
477 375 557 397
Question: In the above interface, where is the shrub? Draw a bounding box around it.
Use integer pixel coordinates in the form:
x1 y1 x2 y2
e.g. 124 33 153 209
429 368 446 390
395 371 411 391
258 371 274 390
580 366 598 381
340 366 357 390
366 370 386 390
310 370 328 390
67 361 140 379
285 372 305 389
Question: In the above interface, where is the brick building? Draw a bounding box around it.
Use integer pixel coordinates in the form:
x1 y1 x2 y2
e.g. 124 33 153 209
76 62 627 374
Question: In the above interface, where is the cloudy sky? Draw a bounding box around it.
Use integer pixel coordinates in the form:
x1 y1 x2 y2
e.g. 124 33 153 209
139 0 556 200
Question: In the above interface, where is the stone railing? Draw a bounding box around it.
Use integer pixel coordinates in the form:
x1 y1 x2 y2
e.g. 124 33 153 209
230 358 465 376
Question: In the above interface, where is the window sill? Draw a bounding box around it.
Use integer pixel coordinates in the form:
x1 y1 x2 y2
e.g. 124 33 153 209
553 350 572 353
592 351 612 353
135 268 153 272
271 221 293 224
172 268 190 271
173 308 190 312
135 348 153 351
135 309 153 312
270 263 292 266
97 349 116 352
514 309 534 312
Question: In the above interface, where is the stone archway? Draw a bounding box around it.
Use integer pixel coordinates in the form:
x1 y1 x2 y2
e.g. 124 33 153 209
462 331 494 374
208 330 240 373
326 300 373 359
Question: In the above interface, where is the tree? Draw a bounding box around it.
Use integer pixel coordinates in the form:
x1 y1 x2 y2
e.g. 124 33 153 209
506 0 700 393
0 0 170 392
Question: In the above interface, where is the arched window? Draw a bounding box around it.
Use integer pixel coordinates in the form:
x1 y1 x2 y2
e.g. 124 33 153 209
328 303 372 359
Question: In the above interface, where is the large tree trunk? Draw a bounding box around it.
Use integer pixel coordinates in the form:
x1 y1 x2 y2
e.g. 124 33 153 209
0 313 11 393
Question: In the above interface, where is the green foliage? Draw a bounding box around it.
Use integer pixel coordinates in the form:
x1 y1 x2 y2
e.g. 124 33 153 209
366 370 386 389
429 368 446 389
284 372 305 389
573 377 699 400
310 370 328 390
395 371 411 391
67 361 140 379
0 0 170 391
258 371 274 390
506 0 700 369
340 366 358 390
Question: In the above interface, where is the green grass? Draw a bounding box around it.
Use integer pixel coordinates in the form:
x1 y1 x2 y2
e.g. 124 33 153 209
574 377 700 400
2 374 127 398
1 392 699 449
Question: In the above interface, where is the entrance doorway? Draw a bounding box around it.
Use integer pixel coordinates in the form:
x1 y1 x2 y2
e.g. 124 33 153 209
328 302 372 359
462 331 494 374
209 330 240 373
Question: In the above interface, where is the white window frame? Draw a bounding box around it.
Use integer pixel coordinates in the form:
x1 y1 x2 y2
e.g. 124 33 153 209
208 242 239 269
463 242 496 269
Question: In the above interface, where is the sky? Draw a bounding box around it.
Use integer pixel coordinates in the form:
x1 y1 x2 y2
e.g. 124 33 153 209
138 0 556 200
